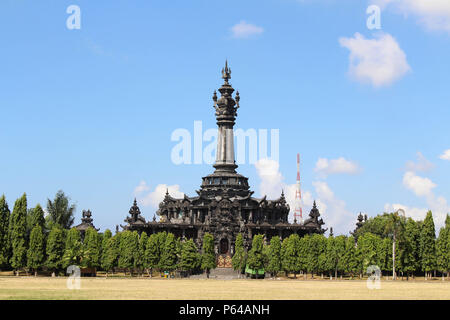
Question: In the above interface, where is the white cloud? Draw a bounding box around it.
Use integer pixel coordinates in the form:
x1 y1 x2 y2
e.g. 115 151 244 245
134 180 150 194
231 21 264 39
134 181 184 208
403 171 436 196
384 203 428 221
312 181 355 234
439 149 450 160
405 152 434 172
254 159 284 199
314 157 361 177
255 158 354 234
396 168 449 231
339 32 411 87
374 0 450 32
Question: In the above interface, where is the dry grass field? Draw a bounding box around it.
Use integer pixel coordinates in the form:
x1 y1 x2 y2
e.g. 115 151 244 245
0 277 449 300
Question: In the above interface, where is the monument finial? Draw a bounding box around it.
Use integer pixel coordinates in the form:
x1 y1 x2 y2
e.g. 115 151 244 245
222 60 231 84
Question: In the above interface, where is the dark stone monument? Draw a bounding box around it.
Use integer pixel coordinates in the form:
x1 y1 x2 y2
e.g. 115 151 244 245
122 62 326 267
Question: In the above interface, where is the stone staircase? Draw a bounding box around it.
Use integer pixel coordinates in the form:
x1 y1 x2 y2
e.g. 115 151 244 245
189 268 240 280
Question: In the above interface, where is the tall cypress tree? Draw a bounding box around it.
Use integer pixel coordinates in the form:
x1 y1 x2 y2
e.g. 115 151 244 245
266 236 282 277
27 225 45 276
420 211 436 280
377 237 392 277
135 231 147 275
10 194 28 275
102 235 119 276
282 234 300 278
402 218 420 279
317 234 328 278
357 233 380 279
46 226 64 276
343 236 358 278
325 235 336 279
436 214 449 280
306 234 322 278
62 228 82 269
298 235 309 279
247 234 265 272
232 233 246 275
82 227 101 269
201 233 216 278
179 239 201 275
30 203 45 230
119 231 138 274
145 233 160 276
0 195 11 269
101 229 112 270
160 233 178 274
231 233 245 274
335 235 347 278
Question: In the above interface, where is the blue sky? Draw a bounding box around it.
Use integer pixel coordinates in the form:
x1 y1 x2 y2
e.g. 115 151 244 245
1 0 449 235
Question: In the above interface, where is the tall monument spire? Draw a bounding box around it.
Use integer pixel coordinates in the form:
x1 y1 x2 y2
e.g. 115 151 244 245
213 61 239 173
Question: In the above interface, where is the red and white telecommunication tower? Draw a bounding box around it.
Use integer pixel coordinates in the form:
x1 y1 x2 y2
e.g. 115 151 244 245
294 153 303 224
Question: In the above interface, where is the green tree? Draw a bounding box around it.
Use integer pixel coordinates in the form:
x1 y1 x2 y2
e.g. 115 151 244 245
317 234 328 278
145 233 160 276
179 239 201 275
402 218 421 279
384 211 405 280
306 234 322 278
343 236 358 278
232 233 246 275
298 235 309 279
137 232 148 276
26 204 46 241
10 194 28 275
82 227 101 268
27 225 45 276
119 231 139 275
160 233 178 274
62 228 82 269
335 236 347 278
46 226 64 276
357 233 380 278
155 232 167 272
247 234 265 272
353 213 392 239
282 234 300 278
266 236 282 277
377 237 392 277
46 190 76 229
325 235 336 279
102 235 119 276
436 215 449 280
101 229 112 270
0 195 11 269
201 233 216 278
420 211 436 280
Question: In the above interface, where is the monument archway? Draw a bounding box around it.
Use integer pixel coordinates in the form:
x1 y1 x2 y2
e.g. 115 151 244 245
219 238 229 255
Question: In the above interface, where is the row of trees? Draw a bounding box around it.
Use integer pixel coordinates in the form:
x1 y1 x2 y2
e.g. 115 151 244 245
1 192 449 280
0 192 218 276
232 211 450 280
0 192 79 274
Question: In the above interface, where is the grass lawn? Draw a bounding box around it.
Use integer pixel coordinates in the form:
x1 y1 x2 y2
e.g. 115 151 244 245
0 276 449 300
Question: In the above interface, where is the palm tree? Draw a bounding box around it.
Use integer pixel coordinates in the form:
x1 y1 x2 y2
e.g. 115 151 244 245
385 211 405 280
46 190 76 229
